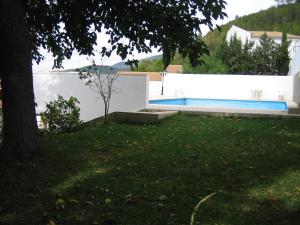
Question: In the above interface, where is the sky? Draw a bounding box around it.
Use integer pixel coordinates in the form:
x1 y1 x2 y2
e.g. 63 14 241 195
33 0 275 72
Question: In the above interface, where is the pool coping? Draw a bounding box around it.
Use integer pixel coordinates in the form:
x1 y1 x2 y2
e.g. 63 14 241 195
112 110 178 123
150 98 288 109
146 104 300 118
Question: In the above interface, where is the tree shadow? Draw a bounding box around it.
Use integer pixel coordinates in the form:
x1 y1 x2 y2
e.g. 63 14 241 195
0 116 300 225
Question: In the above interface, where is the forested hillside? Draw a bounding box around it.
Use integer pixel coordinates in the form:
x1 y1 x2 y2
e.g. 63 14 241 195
205 2 300 52
135 2 300 74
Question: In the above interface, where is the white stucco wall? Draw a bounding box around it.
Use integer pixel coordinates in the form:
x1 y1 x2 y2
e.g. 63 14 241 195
149 81 163 99
33 72 148 122
150 73 294 101
251 37 283 47
289 44 300 76
293 72 300 103
226 25 252 44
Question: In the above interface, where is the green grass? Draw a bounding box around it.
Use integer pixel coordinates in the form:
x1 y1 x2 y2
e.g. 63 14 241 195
1 114 300 225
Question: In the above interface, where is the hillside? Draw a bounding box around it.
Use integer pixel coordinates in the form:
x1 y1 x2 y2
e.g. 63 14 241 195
63 65 129 74
133 3 300 74
64 55 163 73
205 2 300 52
112 54 162 68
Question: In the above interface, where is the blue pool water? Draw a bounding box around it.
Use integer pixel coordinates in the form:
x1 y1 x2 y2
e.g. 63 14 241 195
149 98 288 111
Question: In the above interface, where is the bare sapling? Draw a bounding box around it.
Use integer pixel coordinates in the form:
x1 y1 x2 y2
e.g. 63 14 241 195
79 61 118 125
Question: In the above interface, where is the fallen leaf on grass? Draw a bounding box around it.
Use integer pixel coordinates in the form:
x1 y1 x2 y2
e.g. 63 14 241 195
84 200 94 205
96 168 106 174
47 219 56 225
184 144 192 149
188 155 198 159
55 199 65 210
122 194 137 205
105 198 111 204
294 187 300 193
158 203 165 207
260 175 267 180
69 199 79 204
123 194 133 199
158 194 168 201
27 193 38 198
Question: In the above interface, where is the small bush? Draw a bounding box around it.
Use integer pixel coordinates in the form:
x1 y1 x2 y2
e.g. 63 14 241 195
41 95 82 133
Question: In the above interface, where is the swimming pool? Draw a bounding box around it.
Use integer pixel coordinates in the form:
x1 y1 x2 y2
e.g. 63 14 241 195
149 98 288 111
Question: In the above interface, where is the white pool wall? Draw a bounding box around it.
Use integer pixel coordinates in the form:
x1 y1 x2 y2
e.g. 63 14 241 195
150 73 300 102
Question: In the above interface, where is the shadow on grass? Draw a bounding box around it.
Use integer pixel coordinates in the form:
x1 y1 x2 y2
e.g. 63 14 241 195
0 115 300 225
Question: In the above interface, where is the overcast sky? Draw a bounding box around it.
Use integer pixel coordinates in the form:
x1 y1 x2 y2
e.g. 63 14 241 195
33 0 275 72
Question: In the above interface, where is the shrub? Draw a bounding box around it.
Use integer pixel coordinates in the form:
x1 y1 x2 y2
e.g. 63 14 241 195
41 95 82 133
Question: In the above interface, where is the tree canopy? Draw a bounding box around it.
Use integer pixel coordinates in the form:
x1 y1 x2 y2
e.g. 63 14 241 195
216 32 291 75
26 0 227 69
137 32 291 75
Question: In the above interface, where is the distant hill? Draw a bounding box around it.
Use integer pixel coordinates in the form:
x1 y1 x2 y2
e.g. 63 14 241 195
64 65 129 74
64 54 163 73
111 61 129 69
112 54 162 68
139 54 162 62
205 2 300 52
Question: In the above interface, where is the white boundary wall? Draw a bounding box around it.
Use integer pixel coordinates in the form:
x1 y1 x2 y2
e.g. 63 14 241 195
148 81 163 100
34 72 148 122
150 73 295 101
290 47 300 76
293 72 300 103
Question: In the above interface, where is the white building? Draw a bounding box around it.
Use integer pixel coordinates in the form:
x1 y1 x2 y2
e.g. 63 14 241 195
226 25 300 76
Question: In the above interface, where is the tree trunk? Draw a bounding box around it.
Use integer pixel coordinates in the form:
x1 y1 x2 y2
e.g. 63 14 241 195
0 0 38 156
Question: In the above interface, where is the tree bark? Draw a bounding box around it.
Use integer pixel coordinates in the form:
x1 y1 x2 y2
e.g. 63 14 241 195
0 0 38 156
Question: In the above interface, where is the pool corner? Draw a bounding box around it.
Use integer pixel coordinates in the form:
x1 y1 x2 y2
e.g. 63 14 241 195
287 101 300 114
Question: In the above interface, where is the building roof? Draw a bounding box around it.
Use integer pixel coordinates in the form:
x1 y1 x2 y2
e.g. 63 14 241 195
250 31 300 39
117 71 162 81
166 65 183 73
117 65 183 81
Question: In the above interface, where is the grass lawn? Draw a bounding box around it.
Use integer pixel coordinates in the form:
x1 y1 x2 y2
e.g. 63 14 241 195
0 114 300 225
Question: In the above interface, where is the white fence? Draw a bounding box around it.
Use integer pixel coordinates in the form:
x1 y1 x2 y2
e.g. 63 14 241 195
34 72 149 122
150 73 299 102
